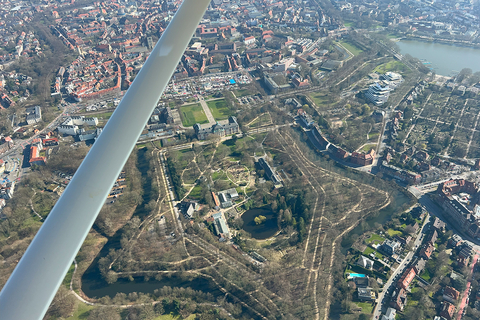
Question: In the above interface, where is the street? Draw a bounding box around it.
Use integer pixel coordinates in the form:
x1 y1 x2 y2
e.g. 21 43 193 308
372 214 431 319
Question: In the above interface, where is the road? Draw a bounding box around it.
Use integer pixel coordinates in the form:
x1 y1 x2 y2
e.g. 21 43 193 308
372 214 431 319
456 254 478 320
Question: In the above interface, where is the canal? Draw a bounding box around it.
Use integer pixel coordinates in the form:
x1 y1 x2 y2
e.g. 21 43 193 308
397 40 480 76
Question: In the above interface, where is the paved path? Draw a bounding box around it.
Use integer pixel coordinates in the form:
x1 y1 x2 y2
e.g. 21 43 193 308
199 98 216 126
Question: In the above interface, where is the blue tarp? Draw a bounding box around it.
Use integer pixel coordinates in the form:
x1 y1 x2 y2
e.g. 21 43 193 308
230 79 236 84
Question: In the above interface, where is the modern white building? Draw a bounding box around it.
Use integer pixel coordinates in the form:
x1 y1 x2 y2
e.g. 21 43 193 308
365 82 391 106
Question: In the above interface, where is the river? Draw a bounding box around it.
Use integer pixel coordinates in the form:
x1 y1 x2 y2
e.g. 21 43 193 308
397 40 480 76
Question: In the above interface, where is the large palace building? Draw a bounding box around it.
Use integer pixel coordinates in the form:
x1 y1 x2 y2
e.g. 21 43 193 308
437 179 480 240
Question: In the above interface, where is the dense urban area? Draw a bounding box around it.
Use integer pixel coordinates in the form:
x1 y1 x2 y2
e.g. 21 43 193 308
3 0 480 319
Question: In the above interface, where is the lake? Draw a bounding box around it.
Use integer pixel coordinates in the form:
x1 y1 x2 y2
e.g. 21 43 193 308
241 207 279 240
397 40 480 76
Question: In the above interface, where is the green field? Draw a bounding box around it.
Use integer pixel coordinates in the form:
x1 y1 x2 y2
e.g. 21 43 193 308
339 40 363 56
180 104 208 127
374 60 408 73
354 301 374 314
207 99 233 120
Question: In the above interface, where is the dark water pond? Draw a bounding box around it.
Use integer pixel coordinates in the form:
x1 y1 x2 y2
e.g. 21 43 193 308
82 274 221 299
241 207 279 240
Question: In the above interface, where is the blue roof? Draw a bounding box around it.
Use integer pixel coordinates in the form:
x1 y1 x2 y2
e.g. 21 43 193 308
230 79 236 84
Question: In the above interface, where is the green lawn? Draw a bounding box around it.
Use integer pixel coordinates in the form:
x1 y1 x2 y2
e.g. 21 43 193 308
188 185 203 200
354 301 374 314
235 89 253 97
180 104 208 127
339 40 363 56
387 228 403 237
207 99 233 120
66 302 95 320
360 144 377 153
90 111 113 120
374 60 408 74
308 92 330 106
366 234 385 245
420 269 431 281
363 246 384 259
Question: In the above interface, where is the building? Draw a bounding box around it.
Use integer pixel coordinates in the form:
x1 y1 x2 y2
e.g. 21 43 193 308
258 157 283 187
212 212 230 240
365 82 391 106
420 243 434 260
357 287 375 301
440 301 455 320
437 179 480 239
25 106 42 125
390 288 407 311
180 200 198 219
397 267 416 290
194 116 239 140
217 188 239 209
351 149 376 166
443 286 460 304
381 239 400 256
356 255 374 270
411 258 426 274
381 308 396 320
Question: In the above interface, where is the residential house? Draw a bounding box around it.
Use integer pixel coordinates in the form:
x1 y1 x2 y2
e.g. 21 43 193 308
420 243 434 260
440 301 455 320
397 267 416 290
381 308 396 320
443 286 460 304
390 288 407 311
356 255 374 270
357 287 375 301
381 239 400 256
449 234 463 247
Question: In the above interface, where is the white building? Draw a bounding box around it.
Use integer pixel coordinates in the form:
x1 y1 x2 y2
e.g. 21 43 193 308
26 106 42 125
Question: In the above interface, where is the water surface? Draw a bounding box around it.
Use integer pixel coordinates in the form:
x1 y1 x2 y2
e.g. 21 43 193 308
397 40 480 76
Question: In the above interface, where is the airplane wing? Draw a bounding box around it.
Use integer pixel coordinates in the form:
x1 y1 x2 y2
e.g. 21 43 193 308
0 1 211 319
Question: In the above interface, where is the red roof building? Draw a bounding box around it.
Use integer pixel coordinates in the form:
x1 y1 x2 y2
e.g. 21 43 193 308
440 301 455 320
397 267 416 290
420 243 434 260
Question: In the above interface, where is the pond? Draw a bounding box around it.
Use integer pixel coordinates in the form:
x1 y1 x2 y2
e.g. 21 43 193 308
241 207 279 240
81 273 222 299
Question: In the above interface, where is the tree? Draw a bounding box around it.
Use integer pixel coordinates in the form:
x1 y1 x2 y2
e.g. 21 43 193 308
46 286 76 318
88 306 121 320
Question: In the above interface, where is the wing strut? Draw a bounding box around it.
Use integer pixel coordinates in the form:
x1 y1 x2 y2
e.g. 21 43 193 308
0 1 211 319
